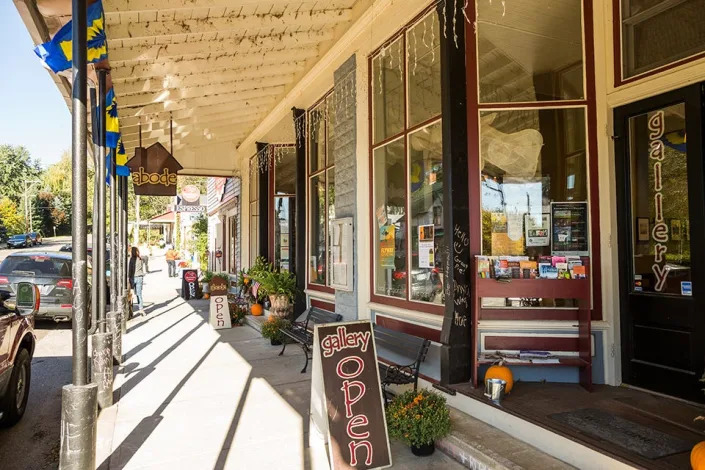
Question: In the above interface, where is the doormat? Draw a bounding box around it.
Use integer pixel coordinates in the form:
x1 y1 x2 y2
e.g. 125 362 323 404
549 408 694 459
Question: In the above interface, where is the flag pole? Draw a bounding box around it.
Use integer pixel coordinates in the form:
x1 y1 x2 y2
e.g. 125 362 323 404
60 0 98 466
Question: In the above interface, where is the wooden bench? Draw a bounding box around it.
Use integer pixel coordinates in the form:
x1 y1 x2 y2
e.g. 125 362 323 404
373 324 431 402
278 307 343 373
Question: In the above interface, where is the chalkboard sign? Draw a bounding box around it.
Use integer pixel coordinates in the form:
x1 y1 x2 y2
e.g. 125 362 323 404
311 321 392 470
182 269 198 300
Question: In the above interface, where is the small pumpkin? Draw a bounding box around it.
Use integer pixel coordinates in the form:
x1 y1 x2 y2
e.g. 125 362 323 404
692 441 705 470
250 303 263 316
203 293 210 300
484 361 514 394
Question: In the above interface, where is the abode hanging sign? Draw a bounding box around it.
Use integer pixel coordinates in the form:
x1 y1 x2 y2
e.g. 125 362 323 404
126 142 183 196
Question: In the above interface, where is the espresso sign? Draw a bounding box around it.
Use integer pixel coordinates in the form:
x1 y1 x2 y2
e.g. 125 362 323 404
312 321 391 470
125 143 183 196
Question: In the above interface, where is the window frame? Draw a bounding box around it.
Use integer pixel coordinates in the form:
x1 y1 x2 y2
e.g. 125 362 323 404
269 144 297 272
248 155 259 266
467 0 603 320
613 0 705 86
307 91 336 293
368 4 445 316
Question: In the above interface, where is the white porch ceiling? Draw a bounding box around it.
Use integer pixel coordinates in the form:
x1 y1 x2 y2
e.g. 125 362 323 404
16 0 370 175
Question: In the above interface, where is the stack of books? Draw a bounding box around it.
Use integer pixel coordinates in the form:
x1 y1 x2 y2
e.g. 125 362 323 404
477 255 587 280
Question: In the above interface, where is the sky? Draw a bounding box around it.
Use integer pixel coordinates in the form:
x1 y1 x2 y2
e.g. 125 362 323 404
0 3 71 167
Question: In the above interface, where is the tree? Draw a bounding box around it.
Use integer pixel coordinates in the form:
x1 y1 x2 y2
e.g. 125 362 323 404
0 145 42 205
0 198 25 235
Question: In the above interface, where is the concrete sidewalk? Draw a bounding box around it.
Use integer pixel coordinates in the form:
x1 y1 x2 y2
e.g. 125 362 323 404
95 256 464 470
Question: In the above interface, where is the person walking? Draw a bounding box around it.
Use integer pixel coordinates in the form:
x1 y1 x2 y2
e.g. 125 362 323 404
165 245 178 278
129 246 146 313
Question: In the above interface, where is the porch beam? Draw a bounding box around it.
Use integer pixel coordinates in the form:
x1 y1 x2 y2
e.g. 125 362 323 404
106 9 352 40
108 30 333 63
110 49 317 80
119 102 273 127
119 79 291 108
121 92 278 116
104 0 355 13
113 66 303 94
121 112 264 136
122 123 252 145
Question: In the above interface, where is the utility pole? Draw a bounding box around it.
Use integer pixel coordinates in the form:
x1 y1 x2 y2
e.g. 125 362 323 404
59 0 98 467
23 179 41 233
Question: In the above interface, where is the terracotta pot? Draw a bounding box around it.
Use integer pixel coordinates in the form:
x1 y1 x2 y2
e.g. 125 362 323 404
410 442 435 457
269 294 292 318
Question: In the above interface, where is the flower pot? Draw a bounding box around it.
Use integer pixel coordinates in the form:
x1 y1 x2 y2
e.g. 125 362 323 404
410 443 435 457
269 294 292 318
270 338 282 346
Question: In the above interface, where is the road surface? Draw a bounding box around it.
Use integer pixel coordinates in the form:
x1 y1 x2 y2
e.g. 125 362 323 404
0 236 74 469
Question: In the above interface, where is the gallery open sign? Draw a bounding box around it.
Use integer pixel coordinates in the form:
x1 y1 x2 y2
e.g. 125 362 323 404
311 321 391 470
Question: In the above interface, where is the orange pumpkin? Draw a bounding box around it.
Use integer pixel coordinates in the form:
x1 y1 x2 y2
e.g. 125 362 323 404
251 303 263 316
692 441 705 470
203 293 210 300
484 361 514 394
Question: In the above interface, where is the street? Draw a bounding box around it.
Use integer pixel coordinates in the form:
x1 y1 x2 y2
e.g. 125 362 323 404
0 236 76 469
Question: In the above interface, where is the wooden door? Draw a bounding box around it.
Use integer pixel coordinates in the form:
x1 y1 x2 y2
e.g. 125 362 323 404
615 84 705 402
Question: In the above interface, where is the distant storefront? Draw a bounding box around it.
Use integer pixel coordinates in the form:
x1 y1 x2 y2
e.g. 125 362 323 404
207 177 241 274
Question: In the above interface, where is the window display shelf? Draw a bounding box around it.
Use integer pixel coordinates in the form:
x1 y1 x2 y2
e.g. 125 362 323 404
472 258 592 391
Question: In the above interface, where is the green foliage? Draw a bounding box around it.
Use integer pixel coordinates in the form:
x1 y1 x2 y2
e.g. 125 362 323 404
0 145 42 205
260 316 290 342
252 269 299 301
386 389 451 447
192 214 209 270
228 302 248 326
200 270 214 283
0 198 25 235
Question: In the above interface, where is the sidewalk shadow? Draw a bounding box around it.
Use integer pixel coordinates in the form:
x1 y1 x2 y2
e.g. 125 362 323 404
98 340 220 470
212 373 252 470
114 318 203 401
127 298 184 334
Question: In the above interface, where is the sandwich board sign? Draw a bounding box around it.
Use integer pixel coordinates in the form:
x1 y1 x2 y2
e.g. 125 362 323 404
209 275 231 330
310 321 392 470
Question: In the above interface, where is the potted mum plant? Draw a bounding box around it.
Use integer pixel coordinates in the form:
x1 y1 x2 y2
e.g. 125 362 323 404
241 257 273 315
386 389 451 456
260 316 290 346
200 271 214 299
252 269 298 318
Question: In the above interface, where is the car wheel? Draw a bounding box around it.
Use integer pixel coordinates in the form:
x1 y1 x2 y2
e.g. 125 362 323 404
0 349 31 427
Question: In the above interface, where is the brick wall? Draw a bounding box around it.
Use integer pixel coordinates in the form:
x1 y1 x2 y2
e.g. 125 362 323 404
333 55 358 321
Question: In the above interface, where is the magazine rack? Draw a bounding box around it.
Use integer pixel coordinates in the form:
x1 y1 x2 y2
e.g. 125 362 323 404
471 258 592 391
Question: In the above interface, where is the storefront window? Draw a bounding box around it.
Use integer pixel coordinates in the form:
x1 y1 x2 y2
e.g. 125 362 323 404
629 103 691 294
249 156 259 265
229 216 237 274
480 108 588 257
477 0 584 102
273 146 296 273
371 8 444 308
308 94 335 288
621 0 705 78
372 38 404 144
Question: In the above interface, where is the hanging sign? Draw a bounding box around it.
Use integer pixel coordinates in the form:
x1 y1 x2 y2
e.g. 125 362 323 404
310 321 392 470
126 143 183 196
209 275 231 329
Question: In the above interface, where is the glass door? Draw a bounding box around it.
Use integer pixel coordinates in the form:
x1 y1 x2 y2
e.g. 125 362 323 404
615 84 705 402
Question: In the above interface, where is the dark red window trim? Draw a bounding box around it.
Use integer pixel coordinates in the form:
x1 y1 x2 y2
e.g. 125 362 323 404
612 0 705 87
268 144 297 265
367 4 445 317
306 90 335 294
310 298 335 313
465 0 602 321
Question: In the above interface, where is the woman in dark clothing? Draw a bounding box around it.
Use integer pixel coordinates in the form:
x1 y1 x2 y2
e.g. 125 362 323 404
128 246 145 313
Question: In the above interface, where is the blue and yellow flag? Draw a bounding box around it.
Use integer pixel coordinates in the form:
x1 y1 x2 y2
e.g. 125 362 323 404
105 89 120 148
116 135 130 176
34 1 107 73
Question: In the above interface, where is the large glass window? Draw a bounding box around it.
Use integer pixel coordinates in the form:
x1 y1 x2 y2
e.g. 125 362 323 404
371 8 444 308
477 0 584 102
249 157 259 265
273 146 297 273
620 0 705 78
308 94 336 288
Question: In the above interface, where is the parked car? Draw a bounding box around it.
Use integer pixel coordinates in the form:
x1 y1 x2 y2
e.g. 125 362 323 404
0 253 77 323
0 281 38 427
28 232 42 246
6 234 31 249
